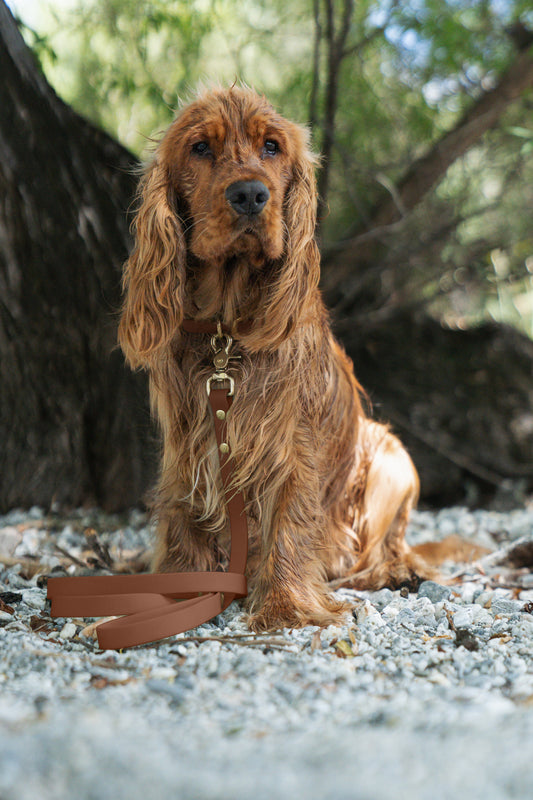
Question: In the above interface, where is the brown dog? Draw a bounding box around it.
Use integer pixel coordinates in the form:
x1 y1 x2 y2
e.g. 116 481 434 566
118 86 441 632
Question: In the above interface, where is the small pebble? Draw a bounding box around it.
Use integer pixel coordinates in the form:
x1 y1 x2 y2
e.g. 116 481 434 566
59 622 78 640
491 598 524 616
418 580 451 603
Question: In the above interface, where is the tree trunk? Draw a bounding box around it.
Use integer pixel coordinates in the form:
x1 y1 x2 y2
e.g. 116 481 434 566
0 1 155 512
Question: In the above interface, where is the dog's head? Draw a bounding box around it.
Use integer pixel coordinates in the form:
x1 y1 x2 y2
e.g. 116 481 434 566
119 86 320 365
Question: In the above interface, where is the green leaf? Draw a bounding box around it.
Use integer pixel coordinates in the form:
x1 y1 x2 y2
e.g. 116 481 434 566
507 126 533 140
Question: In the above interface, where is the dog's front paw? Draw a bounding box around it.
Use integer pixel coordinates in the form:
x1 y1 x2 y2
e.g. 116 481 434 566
246 593 349 632
333 551 441 592
247 607 298 633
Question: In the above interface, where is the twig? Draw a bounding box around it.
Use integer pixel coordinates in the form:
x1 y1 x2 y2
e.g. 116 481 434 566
53 544 87 568
84 527 114 569
171 633 293 648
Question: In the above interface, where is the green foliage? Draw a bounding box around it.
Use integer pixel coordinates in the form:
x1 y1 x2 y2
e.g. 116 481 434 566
35 0 220 149
28 0 319 152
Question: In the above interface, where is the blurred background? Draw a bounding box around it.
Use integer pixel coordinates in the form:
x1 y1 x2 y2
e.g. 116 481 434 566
1 0 533 511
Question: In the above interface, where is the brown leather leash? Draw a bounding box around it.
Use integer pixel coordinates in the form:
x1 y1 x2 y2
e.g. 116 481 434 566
47 321 248 650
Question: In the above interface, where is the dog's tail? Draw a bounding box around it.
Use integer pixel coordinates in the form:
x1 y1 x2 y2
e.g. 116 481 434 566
411 535 491 566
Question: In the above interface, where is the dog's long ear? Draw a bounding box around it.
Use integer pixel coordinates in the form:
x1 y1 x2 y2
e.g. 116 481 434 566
247 122 320 351
283 123 320 273
118 157 185 368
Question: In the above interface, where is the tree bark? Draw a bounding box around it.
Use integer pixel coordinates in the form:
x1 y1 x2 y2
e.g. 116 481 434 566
0 1 155 512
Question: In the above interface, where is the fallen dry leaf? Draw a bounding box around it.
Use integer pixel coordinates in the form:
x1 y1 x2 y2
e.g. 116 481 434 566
29 615 54 633
334 639 357 658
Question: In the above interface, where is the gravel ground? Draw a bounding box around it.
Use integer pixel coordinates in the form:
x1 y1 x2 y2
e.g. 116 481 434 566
1 504 533 800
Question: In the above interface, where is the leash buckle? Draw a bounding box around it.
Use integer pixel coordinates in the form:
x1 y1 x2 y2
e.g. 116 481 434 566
206 372 235 397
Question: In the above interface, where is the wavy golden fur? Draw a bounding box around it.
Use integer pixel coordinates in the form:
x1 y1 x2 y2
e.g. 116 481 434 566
118 86 440 631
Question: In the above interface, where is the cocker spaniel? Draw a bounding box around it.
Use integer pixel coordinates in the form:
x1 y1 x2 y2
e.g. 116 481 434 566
118 85 439 632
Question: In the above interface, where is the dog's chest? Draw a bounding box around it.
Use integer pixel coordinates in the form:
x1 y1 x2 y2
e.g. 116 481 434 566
176 340 293 478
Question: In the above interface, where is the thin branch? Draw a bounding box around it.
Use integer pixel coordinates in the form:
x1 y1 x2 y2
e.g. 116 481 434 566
170 633 296 648
53 544 87 568
342 24 386 58
327 201 505 317
317 0 355 222
309 0 322 131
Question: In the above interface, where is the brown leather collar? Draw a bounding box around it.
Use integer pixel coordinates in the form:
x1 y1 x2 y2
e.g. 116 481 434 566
181 319 253 336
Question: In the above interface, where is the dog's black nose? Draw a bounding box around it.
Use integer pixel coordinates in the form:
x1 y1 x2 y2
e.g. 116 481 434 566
225 180 270 217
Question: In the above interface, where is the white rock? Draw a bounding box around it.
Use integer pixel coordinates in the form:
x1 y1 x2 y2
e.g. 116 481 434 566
453 605 493 628
59 622 77 639
474 591 493 607
15 527 41 557
0 526 22 556
491 598 524 616
21 589 45 610
150 667 178 681
355 600 386 627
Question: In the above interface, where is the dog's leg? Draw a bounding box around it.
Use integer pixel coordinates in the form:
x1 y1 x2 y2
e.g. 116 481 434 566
338 421 438 591
245 469 350 632
151 505 220 573
150 412 229 573
151 465 221 573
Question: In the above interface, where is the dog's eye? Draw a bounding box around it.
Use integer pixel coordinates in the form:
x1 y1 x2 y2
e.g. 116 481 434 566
263 140 279 157
192 141 211 156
